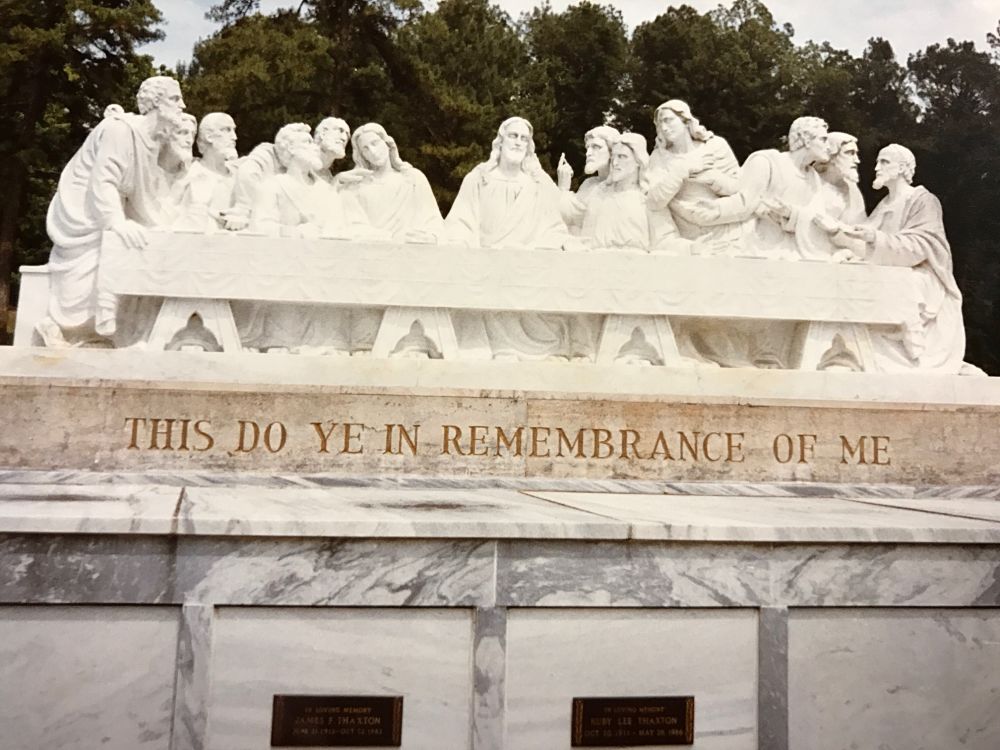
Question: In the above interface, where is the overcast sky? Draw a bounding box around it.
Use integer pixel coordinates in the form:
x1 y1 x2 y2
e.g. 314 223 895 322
144 0 999 69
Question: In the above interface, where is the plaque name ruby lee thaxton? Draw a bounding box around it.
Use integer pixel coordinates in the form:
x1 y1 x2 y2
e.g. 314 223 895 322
572 696 695 747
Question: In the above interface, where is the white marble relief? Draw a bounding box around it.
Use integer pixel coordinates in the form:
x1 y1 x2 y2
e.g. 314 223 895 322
14 75 982 375
0 606 179 750
206 608 473 750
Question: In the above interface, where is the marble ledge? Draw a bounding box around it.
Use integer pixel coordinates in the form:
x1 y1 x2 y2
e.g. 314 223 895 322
2 346 999 408
1 469 997 500
523 491 1000 544
1 483 1000 543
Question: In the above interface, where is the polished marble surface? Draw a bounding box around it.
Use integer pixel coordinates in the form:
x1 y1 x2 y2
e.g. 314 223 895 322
0 606 179 750
177 486 628 538
505 609 757 749
788 608 1000 750
206 607 474 750
523 491 1000 542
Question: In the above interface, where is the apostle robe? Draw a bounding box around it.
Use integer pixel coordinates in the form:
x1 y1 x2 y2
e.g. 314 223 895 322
444 164 577 359
46 112 164 335
347 167 443 239
866 186 965 372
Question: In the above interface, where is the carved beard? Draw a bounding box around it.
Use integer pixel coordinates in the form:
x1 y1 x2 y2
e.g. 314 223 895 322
166 139 194 169
584 154 607 175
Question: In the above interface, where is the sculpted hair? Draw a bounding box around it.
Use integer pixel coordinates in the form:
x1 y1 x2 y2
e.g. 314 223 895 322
585 125 621 154
136 76 180 115
881 143 917 184
482 116 545 183
351 122 410 173
653 100 712 147
197 112 235 154
274 122 312 167
315 117 350 142
827 131 858 156
788 116 828 151
606 132 651 191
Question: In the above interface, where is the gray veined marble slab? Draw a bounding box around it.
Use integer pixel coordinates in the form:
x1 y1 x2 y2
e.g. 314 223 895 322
0 606 179 750
523 492 1000 543
0 483 182 534
788 608 1000 750
176 486 630 539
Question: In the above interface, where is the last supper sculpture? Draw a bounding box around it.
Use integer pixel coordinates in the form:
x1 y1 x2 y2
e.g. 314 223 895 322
13 75 979 375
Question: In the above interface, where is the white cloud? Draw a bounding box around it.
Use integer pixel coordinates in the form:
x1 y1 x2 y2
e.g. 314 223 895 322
141 0 999 68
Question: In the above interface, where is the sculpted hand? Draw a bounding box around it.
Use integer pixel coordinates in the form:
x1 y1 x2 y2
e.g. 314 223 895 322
690 168 736 196
762 198 791 222
403 229 437 244
842 225 876 244
675 200 721 226
111 219 149 250
556 153 573 192
335 168 373 187
223 212 249 231
813 213 842 235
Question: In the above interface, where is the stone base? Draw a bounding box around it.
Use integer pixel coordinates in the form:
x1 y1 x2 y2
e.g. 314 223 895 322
0 347 998 484
0 474 998 750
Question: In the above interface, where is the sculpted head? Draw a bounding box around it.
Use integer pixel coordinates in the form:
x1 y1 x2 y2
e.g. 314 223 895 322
491 117 534 168
788 116 831 164
874 144 916 190
314 117 350 160
608 133 649 189
351 123 408 172
137 76 185 130
653 100 712 149
820 132 860 184
274 122 323 173
197 112 238 161
171 113 197 151
584 126 620 175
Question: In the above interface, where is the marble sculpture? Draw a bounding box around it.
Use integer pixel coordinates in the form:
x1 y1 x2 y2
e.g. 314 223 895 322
21 75 979 375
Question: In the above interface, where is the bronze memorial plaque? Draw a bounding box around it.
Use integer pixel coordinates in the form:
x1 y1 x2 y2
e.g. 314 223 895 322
571 696 695 747
271 695 403 747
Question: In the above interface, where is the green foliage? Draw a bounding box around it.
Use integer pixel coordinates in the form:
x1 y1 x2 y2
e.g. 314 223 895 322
521 2 628 170
906 39 1000 372
179 12 337 148
3 1 1000 370
392 0 532 204
0 0 162 317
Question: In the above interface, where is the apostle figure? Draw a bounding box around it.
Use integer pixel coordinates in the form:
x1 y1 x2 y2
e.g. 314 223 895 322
809 131 868 260
556 125 620 233
159 113 197 197
339 122 443 241
170 112 239 232
681 116 834 260
579 133 652 252
238 123 370 354
444 116 570 250
816 132 866 225
445 117 576 360
37 76 186 346
836 145 967 372
645 100 742 253
227 115 351 231
250 123 339 238
314 116 351 184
